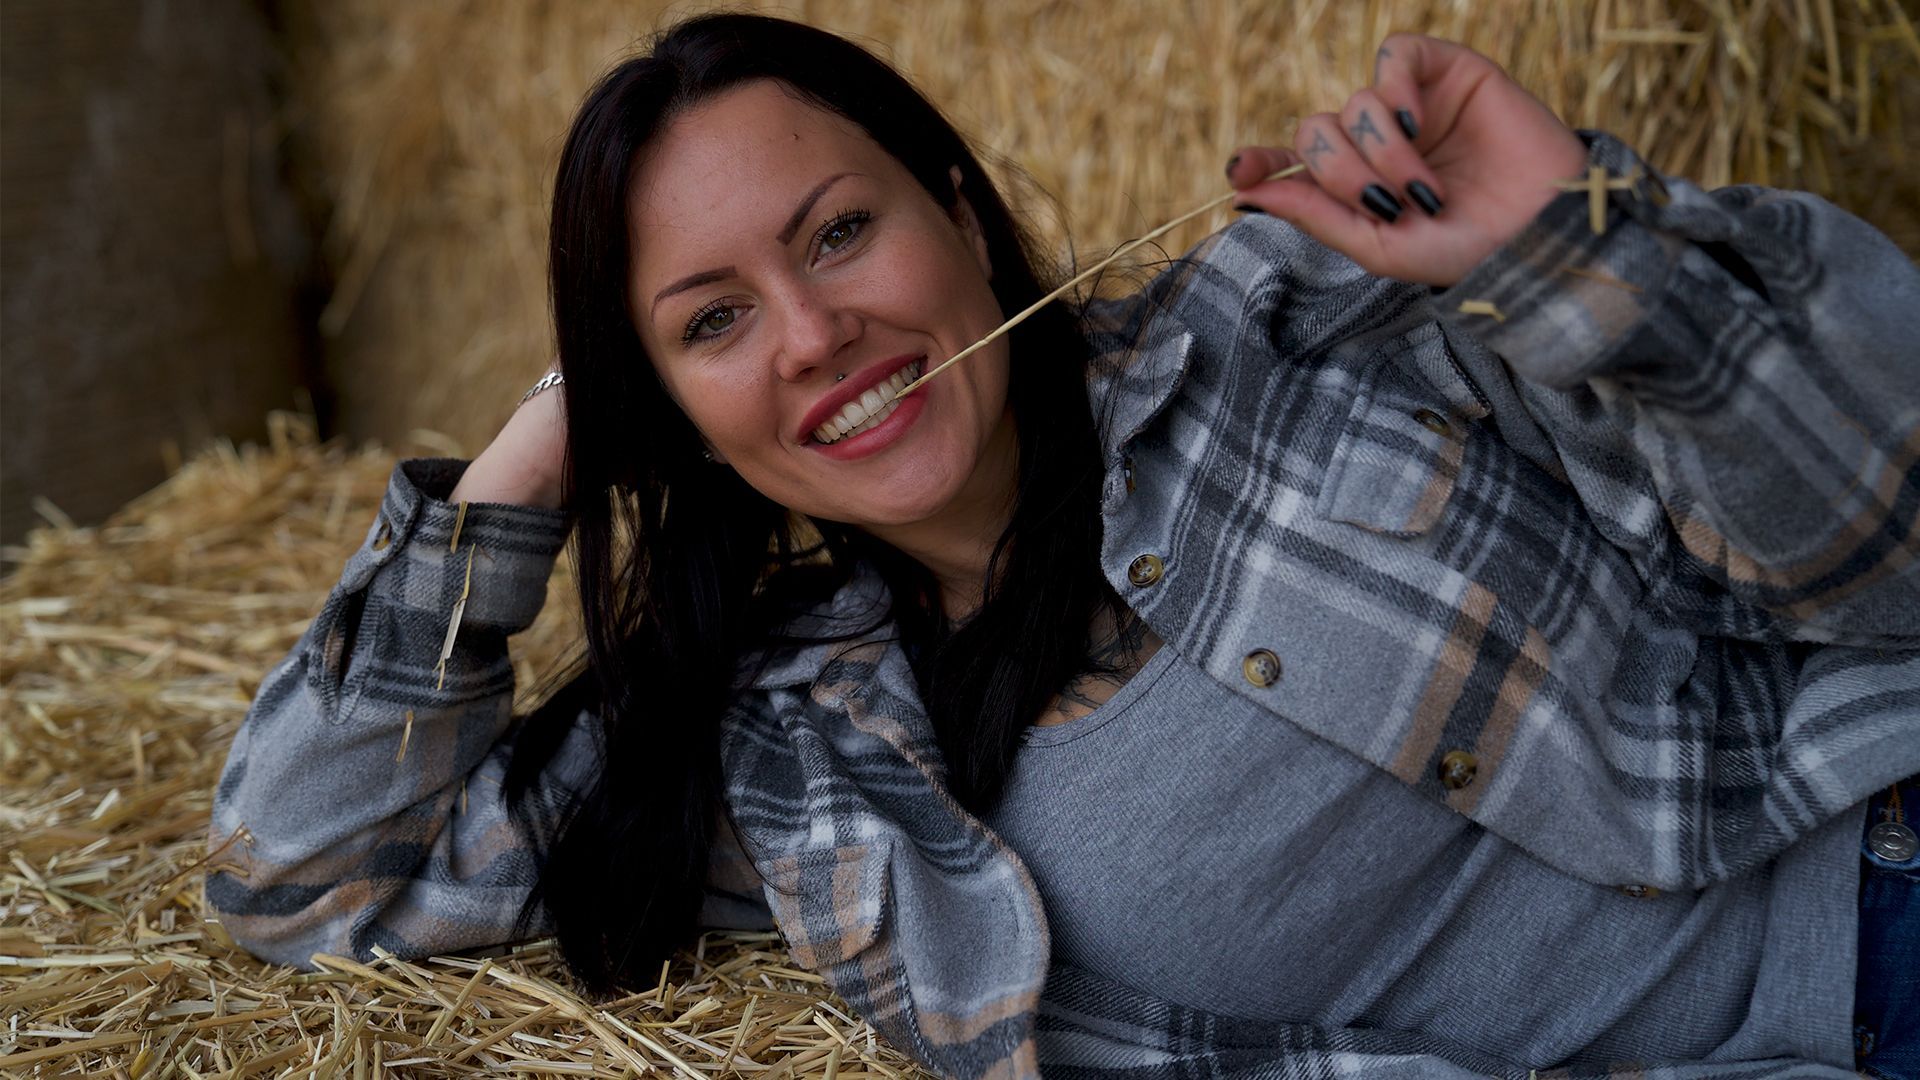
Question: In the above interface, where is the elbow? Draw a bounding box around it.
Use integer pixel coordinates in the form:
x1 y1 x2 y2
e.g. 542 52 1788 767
202 819 364 969
1671 503 1920 643
203 867 349 969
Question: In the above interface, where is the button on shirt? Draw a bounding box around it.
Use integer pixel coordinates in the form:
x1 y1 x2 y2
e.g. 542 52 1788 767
987 641 1860 1066
209 131 1920 1080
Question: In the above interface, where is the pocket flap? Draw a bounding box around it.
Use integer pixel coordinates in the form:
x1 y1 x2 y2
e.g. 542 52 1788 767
1315 329 1475 537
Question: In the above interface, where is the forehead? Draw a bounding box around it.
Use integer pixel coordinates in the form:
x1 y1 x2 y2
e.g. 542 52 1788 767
627 80 897 266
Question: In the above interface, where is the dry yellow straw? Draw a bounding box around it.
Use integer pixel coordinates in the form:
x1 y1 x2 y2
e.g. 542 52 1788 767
891 164 1307 401
433 545 476 690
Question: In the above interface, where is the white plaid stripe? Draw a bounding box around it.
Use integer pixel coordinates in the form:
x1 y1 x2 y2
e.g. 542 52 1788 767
213 131 1920 1078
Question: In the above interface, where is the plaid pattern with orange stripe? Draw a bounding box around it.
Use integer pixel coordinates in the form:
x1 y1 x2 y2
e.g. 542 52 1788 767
212 131 1919 1079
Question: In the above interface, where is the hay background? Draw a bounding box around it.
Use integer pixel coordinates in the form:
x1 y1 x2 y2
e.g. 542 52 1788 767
0 419 936 1077
0 0 311 546
286 0 1920 455
4 1 1919 1072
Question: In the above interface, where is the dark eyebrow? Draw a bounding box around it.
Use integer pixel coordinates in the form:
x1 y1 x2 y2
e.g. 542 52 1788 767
777 172 856 245
648 173 859 319
651 266 738 317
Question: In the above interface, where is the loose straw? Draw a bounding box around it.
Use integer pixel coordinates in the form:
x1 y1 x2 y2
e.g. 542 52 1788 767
891 164 1306 401
433 545 476 690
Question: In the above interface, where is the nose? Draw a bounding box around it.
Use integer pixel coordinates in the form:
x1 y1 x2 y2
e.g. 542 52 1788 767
771 283 861 383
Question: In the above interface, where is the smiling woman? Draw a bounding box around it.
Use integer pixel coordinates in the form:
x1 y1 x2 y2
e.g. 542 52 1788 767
210 7 1128 1005
624 83 1013 538
206 11 1920 1080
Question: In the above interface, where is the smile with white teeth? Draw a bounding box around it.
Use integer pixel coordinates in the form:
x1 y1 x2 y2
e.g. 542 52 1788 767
811 359 922 445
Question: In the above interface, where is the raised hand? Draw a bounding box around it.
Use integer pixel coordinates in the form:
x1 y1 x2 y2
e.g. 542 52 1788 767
1226 33 1588 287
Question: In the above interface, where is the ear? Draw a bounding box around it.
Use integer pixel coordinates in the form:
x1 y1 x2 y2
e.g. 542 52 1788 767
948 165 992 281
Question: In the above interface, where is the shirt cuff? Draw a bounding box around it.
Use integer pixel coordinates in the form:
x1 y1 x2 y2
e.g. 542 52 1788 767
1431 130 1696 389
337 458 571 634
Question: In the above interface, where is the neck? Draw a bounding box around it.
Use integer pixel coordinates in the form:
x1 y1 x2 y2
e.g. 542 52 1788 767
863 408 1020 619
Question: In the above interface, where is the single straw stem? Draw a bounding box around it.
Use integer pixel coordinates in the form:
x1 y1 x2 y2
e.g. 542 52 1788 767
891 163 1306 402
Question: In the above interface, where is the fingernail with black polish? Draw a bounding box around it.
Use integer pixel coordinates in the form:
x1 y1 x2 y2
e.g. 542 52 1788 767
1225 154 1242 180
1395 109 1419 141
1233 203 1265 215
1406 180 1443 216
1361 184 1403 223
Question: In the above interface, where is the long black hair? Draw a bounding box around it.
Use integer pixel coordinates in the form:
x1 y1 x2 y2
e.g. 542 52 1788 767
504 12 1120 994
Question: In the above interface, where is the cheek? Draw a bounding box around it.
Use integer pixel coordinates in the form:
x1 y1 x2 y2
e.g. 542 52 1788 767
857 230 1000 333
658 367 770 451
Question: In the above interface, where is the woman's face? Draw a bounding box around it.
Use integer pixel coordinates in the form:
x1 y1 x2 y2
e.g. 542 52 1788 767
626 79 1014 531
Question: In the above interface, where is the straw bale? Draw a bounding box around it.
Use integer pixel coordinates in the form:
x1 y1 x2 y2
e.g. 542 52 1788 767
0 417 935 1078
0 0 311 545
281 0 1920 453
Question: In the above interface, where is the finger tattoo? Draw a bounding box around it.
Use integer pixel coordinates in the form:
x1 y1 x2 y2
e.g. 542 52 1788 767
1349 110 1386 148
1305 129 1336 166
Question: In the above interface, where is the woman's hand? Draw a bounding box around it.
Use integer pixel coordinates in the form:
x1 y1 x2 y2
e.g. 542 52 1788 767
1226 33 1588 288
448 376 568 510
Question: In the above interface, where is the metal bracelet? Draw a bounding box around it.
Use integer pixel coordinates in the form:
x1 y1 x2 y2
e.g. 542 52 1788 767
519 370 565 405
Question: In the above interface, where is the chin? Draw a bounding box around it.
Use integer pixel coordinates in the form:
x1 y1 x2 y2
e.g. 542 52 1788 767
878 453 981 518
767 419 996 530
806 463 973 530
824 490 955 529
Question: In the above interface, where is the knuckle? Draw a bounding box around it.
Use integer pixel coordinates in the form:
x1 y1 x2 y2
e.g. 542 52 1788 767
1342 88 1382 119
1293 116 1344 168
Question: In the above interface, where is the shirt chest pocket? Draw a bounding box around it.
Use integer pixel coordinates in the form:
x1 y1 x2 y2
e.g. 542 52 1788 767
1313 321 1488 537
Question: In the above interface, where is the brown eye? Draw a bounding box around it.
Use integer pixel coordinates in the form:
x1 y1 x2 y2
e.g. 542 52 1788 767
821 221 856 250
812 210 871 260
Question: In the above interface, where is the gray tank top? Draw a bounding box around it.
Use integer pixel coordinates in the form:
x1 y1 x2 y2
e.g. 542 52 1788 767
982 641 1857 1066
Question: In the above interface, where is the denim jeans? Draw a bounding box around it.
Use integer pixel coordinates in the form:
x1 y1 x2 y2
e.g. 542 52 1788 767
1856 775 1920 1080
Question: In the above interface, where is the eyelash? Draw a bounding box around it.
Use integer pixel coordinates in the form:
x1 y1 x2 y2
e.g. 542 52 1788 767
678 208 874 345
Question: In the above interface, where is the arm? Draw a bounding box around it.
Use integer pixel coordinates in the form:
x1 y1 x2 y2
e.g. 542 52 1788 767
1216 35 1920 894
1433 131 1920 646
208 454 775 965
1224 32 1919 646
206 458 581 966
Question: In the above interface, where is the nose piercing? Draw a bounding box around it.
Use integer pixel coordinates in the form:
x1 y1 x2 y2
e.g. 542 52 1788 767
835 373 846 382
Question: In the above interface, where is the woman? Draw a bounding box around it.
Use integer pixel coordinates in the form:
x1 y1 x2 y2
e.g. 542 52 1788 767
208 13 1920 1079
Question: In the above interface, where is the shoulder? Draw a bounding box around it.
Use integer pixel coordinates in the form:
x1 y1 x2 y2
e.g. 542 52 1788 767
1079 215 1376 355
1078 216 1412 451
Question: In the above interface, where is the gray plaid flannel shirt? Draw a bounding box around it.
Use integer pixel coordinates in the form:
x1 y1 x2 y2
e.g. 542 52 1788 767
211 132 1920 1079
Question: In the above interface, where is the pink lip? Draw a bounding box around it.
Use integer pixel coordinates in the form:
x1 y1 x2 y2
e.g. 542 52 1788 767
795 353 923 444
810 389 927 461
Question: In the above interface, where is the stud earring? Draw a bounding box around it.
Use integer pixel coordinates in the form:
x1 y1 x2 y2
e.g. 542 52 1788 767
700 448 714 462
